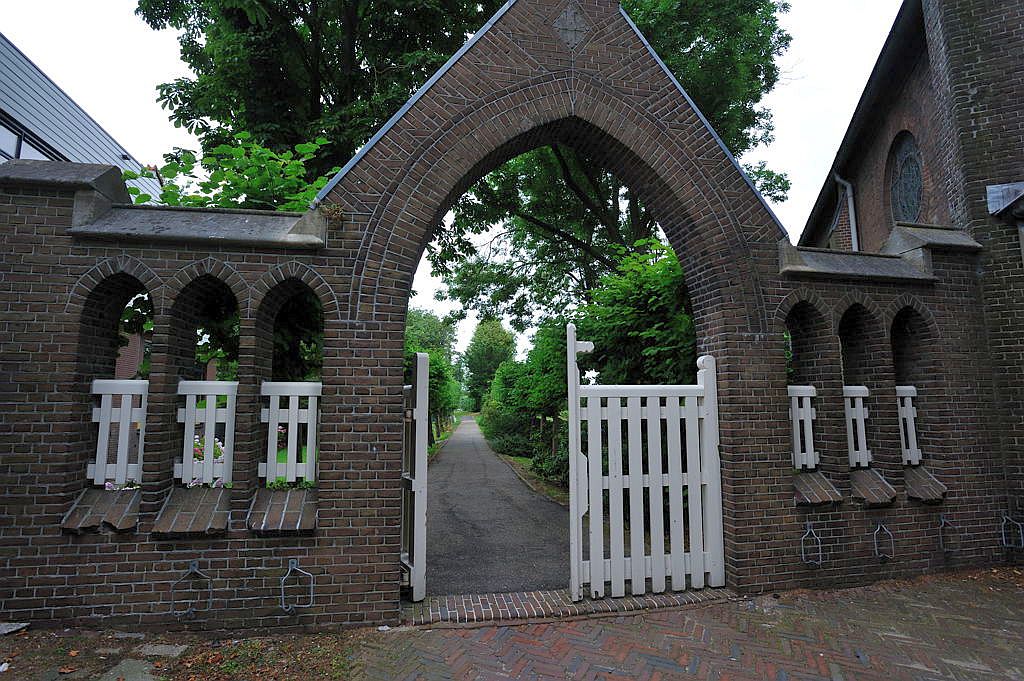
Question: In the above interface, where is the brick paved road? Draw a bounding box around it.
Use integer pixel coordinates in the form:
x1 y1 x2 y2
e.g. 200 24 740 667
351 570 1024 680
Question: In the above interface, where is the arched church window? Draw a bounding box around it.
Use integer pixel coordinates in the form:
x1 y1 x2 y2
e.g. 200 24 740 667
889 132 923 224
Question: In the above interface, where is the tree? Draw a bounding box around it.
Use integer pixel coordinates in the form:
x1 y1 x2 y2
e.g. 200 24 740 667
135 0 504 178
576 241 696 386
476 319 569 483
403 308 461 441
405 308 457 364
463 318 516 410
431 0 791 326
123 133 338 211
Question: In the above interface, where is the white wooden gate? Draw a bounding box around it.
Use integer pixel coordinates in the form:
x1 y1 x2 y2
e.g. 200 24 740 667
567 324 724 601
401 352 429 601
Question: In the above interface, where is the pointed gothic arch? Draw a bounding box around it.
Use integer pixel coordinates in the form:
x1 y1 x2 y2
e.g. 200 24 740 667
318 1 784 344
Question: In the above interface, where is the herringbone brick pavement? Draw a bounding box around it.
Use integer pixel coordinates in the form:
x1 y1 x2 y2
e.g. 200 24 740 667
350 570 1024 680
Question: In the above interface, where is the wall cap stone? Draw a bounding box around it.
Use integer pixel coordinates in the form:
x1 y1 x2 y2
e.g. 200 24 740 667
881 223 983 255
987 181 1024 218
69 204 324 249
0 159 130 203
779 239 937 283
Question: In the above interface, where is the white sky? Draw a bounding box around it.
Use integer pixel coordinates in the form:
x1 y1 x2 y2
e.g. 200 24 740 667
3 0 902 354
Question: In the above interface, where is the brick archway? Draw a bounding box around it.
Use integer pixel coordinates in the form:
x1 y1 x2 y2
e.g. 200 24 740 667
316 0 794 594
326 90 780 343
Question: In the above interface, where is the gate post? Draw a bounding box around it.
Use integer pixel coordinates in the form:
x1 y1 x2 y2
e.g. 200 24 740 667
698 356 726 587
401 352 429 601
566 324 592 601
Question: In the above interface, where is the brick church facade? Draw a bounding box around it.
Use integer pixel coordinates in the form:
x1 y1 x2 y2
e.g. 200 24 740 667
1 0 1022 629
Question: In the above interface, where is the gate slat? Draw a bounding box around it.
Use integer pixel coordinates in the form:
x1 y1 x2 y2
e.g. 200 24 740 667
287 395 299 481
182 393 196 483
266 396 280 481
626 396 646 595
646 395 666 593
94 393 112 486
685 395 705 589
665 395 686 590
203 392 217 484
587 395 605 598
305 395 318 480
224 390 236 484
115 392 132 485
607 397 626 598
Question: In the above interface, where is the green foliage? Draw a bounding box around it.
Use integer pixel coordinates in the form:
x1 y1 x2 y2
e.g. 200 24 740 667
135 0 503 179
477 246 697 488
405 308 457 365
743 160 793 203
267 478 316 491
122 133 339 211
119 293 154 336
404 308 461 439
119 293 154 378
463 318 516 410
432 146 642 329
476 320 571 486
577 241 696 385
623 0 792 159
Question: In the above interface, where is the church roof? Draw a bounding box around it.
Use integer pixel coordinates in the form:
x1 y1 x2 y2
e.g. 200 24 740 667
799 0 925 247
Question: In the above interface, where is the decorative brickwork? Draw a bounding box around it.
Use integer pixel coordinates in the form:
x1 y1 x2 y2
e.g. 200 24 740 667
0 0 1019 630
403 586 733 626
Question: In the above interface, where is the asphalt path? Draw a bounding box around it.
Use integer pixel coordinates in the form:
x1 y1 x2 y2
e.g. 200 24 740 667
425 416 569 596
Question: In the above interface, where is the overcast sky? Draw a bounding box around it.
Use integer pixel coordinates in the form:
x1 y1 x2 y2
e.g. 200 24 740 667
4 0 903 353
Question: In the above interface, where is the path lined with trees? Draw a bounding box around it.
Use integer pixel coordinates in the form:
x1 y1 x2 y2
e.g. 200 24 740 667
426 416 568 596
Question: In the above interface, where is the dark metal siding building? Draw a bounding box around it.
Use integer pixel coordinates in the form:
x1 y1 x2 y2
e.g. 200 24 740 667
0 32 161 195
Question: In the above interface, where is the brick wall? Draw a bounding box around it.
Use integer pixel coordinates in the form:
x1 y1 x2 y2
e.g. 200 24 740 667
923 0 1024 509
0 0 1017 629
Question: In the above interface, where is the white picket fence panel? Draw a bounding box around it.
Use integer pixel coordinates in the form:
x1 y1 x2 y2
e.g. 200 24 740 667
87 379 148 486
401 353 429 602
174 381 238 484
567 324 724 602
843 385 872 468
788 386 818 470
896 385 922 466
259 382 321 483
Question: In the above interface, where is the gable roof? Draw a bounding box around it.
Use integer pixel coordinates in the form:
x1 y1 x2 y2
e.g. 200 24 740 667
798 0 926 247
313 0 784 231
0 32 161 196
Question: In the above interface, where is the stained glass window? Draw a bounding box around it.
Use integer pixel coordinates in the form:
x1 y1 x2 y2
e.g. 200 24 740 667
890 133 923 224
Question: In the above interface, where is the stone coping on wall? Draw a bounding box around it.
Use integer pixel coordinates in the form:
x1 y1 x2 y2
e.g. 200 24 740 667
779 240 937 283
882 222 984 255
402 587 735 626
0 159 129 202
69 204 325 249
61 488 140 534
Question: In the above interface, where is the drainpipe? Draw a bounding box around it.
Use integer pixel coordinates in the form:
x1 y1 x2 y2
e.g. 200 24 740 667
834 174 860 252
